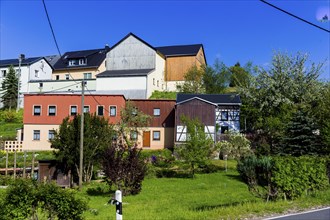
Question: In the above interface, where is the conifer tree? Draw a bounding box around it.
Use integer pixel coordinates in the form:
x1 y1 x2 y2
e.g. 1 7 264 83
280 107 322 156
1 65 19 110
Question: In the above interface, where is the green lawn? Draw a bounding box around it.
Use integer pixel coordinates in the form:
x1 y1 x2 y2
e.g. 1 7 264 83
0 122 22 139
80 167 330 220
1 159 329 219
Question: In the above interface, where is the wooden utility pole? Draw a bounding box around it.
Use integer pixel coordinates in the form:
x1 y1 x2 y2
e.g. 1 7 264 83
23 151 27 178
14 150 17 179
79 80 85 190
31 151 35 179
5 149 8 176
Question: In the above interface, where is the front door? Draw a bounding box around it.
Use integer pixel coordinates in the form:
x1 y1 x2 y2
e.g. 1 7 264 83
143 131 150 148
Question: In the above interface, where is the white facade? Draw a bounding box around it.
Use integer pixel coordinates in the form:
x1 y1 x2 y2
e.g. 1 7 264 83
146 53 165 97
28 79 96 94
0 58 53 108
97 34 166 99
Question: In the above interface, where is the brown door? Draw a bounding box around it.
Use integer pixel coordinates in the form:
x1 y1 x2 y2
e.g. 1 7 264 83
143 131 150 148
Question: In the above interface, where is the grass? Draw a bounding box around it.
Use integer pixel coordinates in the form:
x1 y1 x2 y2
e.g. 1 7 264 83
0 122 22 139
79 163 330 220
149 90 177 100
1 159 329 219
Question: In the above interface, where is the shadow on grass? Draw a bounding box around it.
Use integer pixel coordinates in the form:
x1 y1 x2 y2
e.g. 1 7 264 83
193 200 258 212
156 169 193 178
225 174 244 182
86 186 114 197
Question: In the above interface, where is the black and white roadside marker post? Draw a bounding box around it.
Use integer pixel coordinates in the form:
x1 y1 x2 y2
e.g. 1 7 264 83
110 190 123 220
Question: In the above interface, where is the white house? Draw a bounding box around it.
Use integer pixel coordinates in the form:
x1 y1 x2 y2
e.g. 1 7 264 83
0 57 53 108
96 33 166 99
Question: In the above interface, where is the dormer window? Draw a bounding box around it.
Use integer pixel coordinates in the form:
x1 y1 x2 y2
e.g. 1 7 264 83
68 59 77 66
68 58 86 66
79 58 86 65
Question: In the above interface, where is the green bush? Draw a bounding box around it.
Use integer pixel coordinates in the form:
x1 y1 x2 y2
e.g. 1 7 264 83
0 179 88 220
238 155 330 200
0 175 14 186
272 156 329 200
0 110 23 123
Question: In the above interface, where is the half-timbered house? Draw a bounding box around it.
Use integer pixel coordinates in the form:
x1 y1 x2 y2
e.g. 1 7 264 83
175 94 241 143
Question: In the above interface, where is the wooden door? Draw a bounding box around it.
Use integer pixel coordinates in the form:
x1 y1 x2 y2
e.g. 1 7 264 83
143 131 150 148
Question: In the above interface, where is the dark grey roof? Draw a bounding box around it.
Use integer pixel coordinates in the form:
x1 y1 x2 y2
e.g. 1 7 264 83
96 69 154 78
156 44 203 57
176 94 241 105
0 57 44 67
111 32 156 52
44 55 60 67
53 48 109 70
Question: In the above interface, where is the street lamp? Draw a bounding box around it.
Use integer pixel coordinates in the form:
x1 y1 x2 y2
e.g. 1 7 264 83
16 54 25 112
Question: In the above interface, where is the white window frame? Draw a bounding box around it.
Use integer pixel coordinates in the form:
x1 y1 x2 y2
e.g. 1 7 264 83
33 105 41 116
65 74 70 80
1 70 6 78
79 58 86 65
35 69 39 78
83 105 90 113
70 105 78 116
109 106 117 117
48 105 56 116
130 131 138 141
48 130 55 140
83 72 92 79
97 105 104 116
153 108 160 117
153 131 160 141
33 130 40 141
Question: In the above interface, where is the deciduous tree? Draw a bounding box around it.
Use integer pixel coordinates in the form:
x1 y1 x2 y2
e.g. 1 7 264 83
175 116 214 177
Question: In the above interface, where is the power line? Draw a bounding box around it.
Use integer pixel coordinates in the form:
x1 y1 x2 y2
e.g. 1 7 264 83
260 0 330 33
85 85 113 115
42 0 80 83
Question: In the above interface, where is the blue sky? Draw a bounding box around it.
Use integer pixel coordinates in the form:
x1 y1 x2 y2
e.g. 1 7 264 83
1 0 329 80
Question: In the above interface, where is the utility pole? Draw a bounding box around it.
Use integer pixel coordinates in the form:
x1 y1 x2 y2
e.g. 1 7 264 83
16 54 25 112
79 80 85 190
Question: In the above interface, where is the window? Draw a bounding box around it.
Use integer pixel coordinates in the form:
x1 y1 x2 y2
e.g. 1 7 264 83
130 131 137 140
153 131 160 141
33 106 41 116
83 72 92 79
83 106 90 113
35 70 39 77
157 80 159 87
1 70 7 77
65 74 70 80
79 58 86 65
48 130 55 140
153 78 155 85
68 59 77 66
48 106 56 116
97 106 104 116
39 83 43 88
132 108 138 116
153 108 160 116
110 106 116 116
70 106 77 116
221 126 229 134
56 75 59 80
221 111 228 121
33 130 40 140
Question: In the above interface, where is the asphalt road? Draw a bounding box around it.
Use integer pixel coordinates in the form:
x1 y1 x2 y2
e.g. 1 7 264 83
265 207 330 220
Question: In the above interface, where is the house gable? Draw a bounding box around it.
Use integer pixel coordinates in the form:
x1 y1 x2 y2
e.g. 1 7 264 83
106 33 158 71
